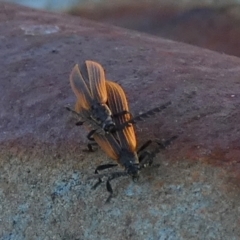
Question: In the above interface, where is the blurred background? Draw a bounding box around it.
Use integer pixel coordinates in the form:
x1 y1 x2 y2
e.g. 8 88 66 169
3 0 240 57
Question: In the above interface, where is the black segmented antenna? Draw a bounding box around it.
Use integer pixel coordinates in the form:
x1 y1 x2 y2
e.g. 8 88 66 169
115 101 172 131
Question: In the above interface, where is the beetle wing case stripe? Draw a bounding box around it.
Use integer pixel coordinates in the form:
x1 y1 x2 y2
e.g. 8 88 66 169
74 101 83 114
80 60 107 104
106 80 137 151
93 133 120 161
70 64 92 110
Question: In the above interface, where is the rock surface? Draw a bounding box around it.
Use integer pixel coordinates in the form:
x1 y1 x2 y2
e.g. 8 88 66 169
0 3 240 240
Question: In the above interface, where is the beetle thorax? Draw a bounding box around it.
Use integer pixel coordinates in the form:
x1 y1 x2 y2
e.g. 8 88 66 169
119 149 140 178
90 103 115 131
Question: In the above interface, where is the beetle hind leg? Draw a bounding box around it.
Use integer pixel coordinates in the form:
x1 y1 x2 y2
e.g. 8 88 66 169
75 121 84 126
83 141 98 152
87 129 97 141
105 180 113 203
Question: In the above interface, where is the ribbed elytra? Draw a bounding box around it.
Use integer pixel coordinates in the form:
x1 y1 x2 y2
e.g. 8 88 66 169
68 60 177 202
68 60 120 140
68 60 172 141
89 80 177 203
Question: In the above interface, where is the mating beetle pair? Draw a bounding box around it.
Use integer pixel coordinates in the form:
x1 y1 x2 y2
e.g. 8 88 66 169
68 60 176 202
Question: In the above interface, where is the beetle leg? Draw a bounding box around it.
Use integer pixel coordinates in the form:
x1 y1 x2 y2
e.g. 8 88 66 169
105 180 113 203
75 121 84 126
105 171 128 203
139 151 155 168
94 163 118 174
137 140 153 154
65 106 76 113
87 129 97 141
92 164 118 190
84 141 98 152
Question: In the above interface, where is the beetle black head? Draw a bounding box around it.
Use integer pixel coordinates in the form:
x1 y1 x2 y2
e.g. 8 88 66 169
127 164 140 182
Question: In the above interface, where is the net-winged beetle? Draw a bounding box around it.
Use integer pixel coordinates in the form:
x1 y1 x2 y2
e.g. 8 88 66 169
89 80 177 202
68 60 172 141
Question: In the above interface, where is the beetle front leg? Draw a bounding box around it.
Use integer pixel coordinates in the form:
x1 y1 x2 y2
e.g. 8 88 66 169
105 171 125 203
92 163 118 190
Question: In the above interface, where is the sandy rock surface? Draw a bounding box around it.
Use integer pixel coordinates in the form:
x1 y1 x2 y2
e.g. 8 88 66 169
0 3 240 240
